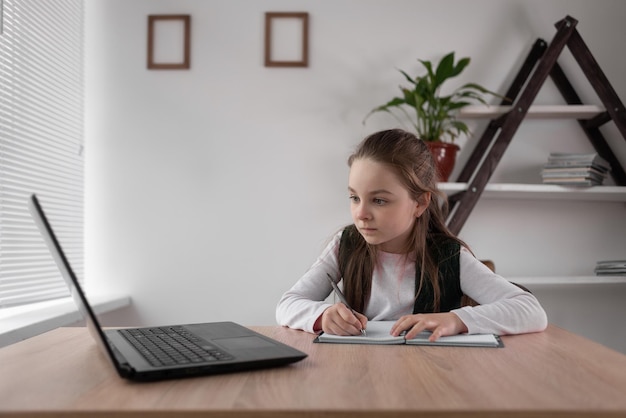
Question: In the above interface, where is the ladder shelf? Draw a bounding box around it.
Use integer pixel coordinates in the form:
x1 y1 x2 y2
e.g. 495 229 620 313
446 15 626 234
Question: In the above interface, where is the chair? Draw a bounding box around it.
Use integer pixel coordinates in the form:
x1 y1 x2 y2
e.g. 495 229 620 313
461 260 530 307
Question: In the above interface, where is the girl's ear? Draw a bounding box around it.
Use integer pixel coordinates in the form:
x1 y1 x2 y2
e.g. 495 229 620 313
415 192 431 218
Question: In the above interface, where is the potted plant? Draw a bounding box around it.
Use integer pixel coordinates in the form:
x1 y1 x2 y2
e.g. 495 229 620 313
363 52 506 181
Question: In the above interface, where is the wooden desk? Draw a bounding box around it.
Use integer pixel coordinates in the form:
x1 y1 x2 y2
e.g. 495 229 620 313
1 325 626 417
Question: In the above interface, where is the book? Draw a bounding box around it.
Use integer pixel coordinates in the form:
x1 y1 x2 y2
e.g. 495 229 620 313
313 321 503 348
541 152 611 186
594 260 626 276
541 177 601 186
546 152 610 168
541 167 608 178
541 164 609 174
541 173 605 183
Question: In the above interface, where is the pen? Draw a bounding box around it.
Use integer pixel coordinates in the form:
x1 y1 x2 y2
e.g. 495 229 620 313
326 273 366 336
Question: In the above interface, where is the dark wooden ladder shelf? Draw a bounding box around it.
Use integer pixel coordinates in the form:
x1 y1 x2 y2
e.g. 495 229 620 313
446 15 626 235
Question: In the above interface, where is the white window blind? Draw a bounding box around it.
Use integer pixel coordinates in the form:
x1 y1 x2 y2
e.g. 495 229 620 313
0 0 84 308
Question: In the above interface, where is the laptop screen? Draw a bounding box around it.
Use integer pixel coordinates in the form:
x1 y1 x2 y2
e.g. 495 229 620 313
28 194 125 372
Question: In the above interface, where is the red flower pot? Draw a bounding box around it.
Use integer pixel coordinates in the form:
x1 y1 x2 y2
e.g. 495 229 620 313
426 141 460 182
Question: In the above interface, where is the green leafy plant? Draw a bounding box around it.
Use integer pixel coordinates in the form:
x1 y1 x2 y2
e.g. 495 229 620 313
364 52 506 143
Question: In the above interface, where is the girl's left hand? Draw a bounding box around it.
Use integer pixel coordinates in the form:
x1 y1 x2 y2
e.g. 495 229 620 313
390 312 468 341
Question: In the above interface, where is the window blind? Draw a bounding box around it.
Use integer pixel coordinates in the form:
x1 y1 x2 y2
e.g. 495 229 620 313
0 0 84 308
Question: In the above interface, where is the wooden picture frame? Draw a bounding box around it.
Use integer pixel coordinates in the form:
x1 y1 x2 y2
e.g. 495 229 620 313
264 12 309 67
147 14 191 70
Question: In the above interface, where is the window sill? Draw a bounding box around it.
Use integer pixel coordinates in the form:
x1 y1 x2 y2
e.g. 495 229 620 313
0 294 130 347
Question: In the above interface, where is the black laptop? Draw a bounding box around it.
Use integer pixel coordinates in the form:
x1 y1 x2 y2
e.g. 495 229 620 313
28 194 307 382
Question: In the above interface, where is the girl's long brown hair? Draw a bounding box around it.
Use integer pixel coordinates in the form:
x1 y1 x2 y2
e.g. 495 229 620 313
342 129 467 312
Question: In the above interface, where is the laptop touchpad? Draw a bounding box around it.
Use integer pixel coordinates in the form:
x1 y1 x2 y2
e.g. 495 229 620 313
216 336 277 350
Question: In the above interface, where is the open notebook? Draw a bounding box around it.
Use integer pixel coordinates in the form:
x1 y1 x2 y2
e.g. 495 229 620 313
315 321 503 347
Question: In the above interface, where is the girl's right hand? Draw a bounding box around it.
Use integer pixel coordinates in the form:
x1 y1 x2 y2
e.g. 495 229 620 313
319 303 368 335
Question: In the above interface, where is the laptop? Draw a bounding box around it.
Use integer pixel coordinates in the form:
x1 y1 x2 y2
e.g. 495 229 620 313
28 194 307 382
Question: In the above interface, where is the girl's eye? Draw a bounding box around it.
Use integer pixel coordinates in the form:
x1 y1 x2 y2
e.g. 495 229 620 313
373 198 387 205
349 195 360 203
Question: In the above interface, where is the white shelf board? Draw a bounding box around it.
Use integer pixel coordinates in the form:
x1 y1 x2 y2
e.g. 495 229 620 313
514 276 626 286
439 183 626 202
459 104 605 119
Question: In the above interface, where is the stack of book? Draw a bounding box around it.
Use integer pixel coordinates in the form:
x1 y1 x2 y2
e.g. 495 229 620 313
541 152 610 186
594 260 626 276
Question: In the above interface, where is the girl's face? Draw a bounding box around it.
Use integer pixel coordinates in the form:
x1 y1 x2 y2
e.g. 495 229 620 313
348 158 428 253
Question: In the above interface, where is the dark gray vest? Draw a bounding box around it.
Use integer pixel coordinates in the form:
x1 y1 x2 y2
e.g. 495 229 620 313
338 225 463 313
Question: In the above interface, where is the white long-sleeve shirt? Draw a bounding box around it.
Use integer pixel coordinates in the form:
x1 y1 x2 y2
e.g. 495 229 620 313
276 231 548 335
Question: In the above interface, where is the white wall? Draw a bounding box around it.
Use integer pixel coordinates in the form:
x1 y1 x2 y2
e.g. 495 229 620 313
85 1 626 351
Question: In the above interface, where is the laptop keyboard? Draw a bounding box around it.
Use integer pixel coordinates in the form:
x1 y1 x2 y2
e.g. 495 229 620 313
119 326 234 367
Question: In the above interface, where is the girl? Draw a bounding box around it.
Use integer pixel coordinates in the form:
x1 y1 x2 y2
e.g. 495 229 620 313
276 129 547 340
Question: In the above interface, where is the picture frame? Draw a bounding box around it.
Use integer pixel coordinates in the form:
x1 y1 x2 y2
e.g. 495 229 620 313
264 12 309 67
147 14 191 70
